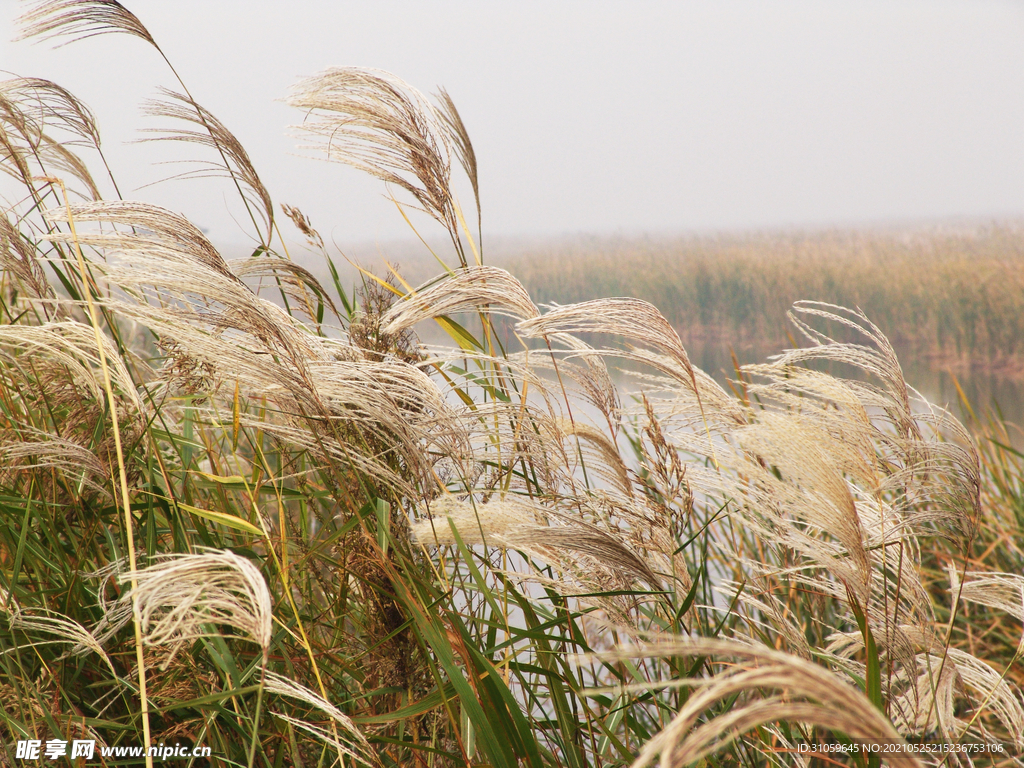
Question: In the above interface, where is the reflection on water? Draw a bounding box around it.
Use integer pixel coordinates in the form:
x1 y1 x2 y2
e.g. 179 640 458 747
412 310 1023 444
673 336 1024 444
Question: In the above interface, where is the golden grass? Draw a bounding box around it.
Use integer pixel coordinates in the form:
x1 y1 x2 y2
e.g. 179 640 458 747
502 224 1024 374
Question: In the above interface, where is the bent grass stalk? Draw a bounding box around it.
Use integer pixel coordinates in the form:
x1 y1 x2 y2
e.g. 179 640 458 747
41 175 153 768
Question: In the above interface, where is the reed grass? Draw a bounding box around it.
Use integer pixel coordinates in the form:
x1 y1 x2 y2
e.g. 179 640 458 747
1 3 1023 767
503 227 1024 374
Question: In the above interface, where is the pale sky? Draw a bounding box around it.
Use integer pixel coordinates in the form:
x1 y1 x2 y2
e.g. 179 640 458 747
3 1 1024 248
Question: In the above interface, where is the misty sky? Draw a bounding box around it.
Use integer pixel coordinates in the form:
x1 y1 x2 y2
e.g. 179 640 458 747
3 1 1024 248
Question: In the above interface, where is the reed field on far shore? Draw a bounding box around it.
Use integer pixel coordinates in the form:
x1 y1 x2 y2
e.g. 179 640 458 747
503 224 1024 375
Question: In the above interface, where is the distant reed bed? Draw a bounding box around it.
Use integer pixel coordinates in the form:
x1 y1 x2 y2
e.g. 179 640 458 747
504 226 1024 372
